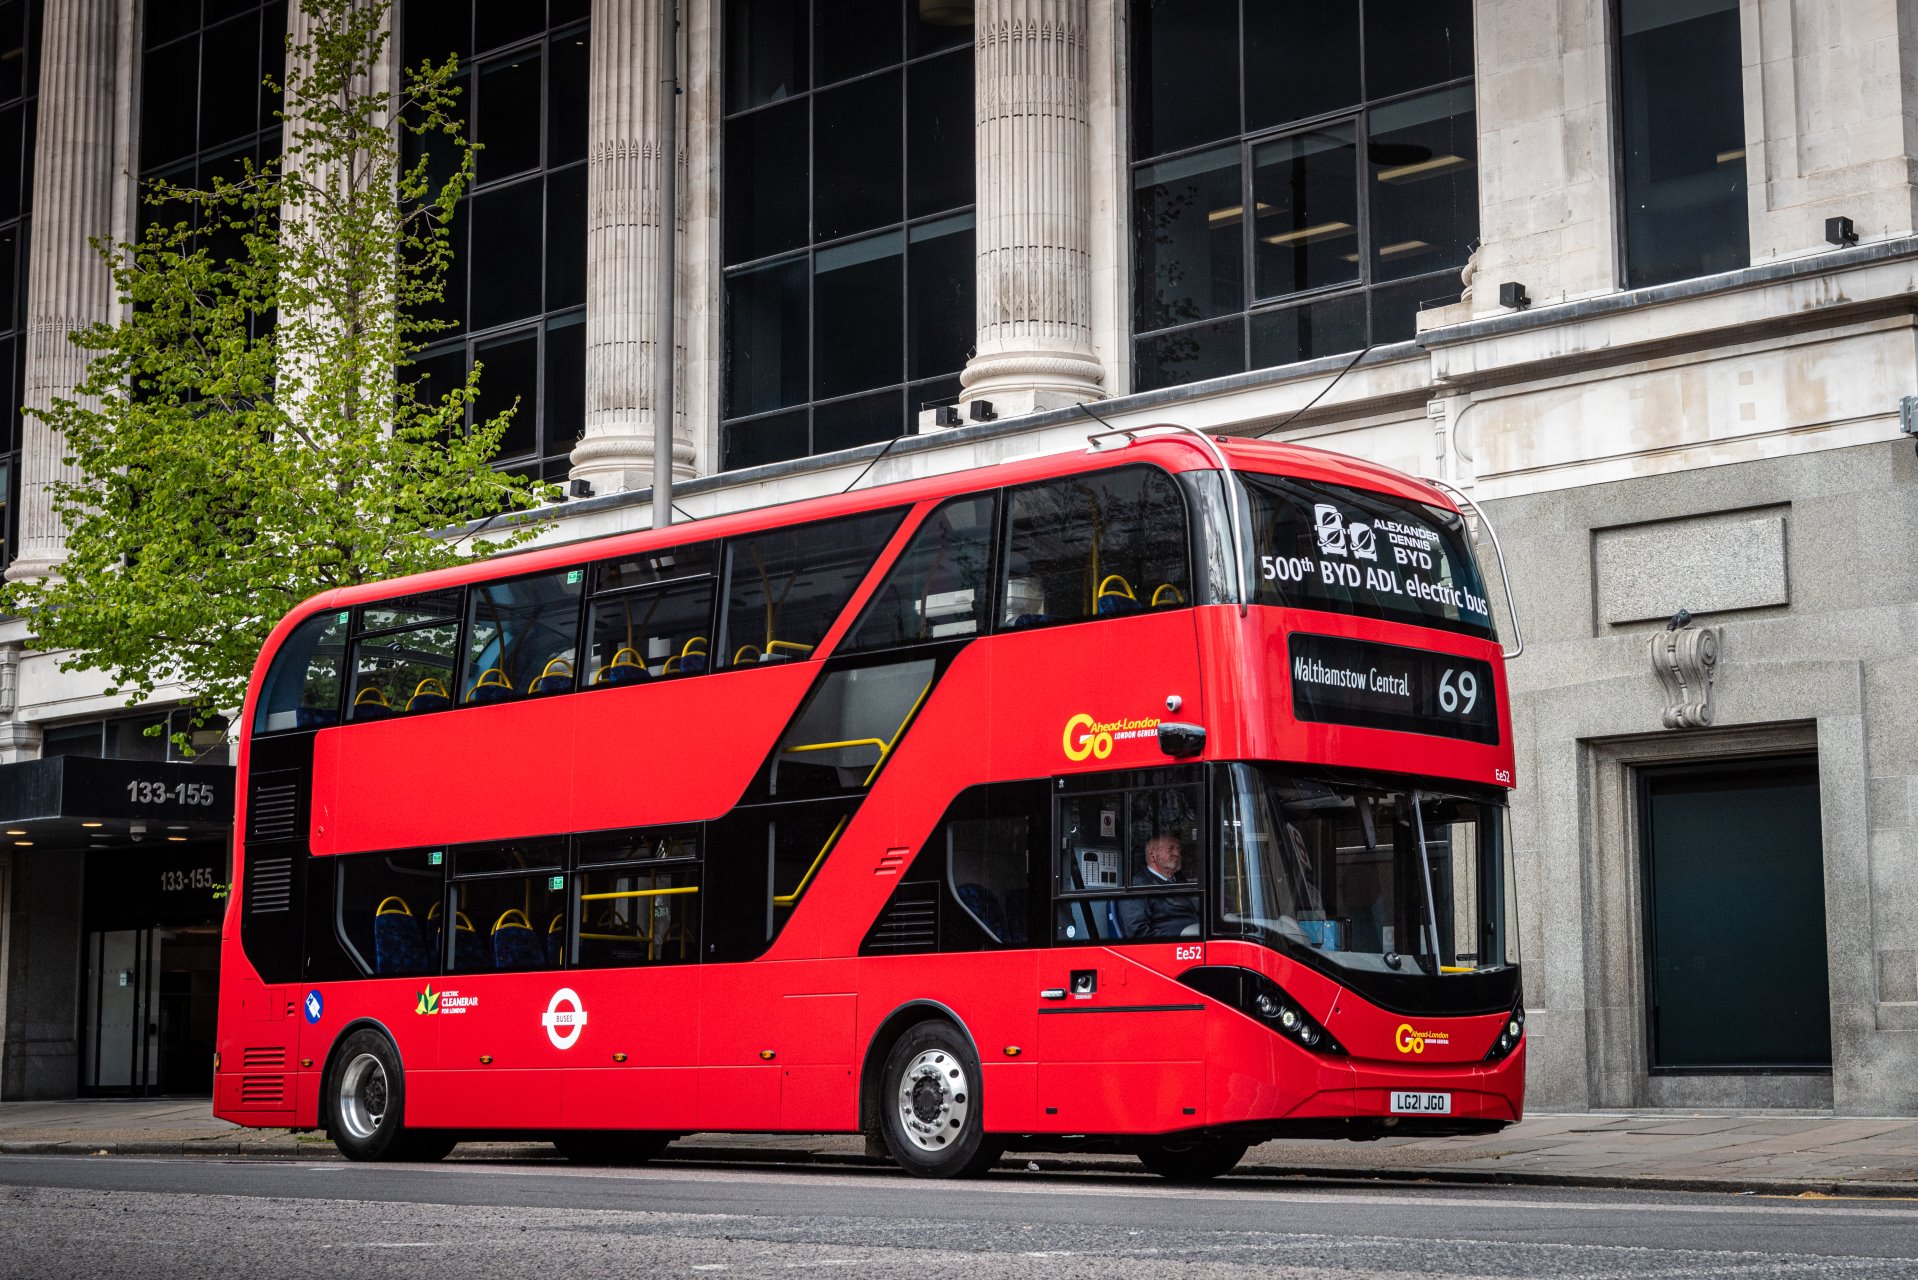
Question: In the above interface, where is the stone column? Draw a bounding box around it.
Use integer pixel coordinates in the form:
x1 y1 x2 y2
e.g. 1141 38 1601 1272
961 0 1104 418
571 0 692 495
6 0 127 583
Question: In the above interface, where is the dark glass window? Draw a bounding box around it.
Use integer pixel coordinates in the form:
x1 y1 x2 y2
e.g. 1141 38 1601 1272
1055 771 1204 945
1243 472 1494 639
253 609 351 733
578 859 702 966
721 2 974 471
719 508 906 667
704 800 857 961
586 578 717 684
348 591 462 719
845 493 997 652
0 1 39 568
1618 0 1748 289
860 780 1051 955
1129 0 1477 392
337 851 444 978
405 5 589 483
585 540 718 683
446 858 568 973
459 568 585 704
999 466 1191 628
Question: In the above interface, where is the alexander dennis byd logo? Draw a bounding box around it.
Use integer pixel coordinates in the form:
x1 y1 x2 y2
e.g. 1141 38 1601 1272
1395 1023 1451 1054
1314 503 1378 561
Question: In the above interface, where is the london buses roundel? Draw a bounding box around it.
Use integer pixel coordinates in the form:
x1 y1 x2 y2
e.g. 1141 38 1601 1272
542 987 588 1050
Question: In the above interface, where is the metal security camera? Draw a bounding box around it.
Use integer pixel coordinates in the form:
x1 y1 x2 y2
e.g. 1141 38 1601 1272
129 823 146 843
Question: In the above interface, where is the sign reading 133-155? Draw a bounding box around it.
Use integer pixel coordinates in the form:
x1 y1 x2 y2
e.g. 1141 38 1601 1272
126 779 220 807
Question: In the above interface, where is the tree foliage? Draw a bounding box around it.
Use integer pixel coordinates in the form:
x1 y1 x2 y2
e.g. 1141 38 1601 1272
1 0 553 731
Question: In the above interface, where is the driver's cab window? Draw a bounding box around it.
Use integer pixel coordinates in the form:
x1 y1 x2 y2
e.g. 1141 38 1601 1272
1054 772 1202 944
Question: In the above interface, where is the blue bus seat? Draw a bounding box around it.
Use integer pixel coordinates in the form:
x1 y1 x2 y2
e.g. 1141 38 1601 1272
492 909 542 970
373 897 429 974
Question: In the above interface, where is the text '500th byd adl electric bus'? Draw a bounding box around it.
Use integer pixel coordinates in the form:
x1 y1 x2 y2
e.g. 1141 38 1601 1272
218 424 1525 1181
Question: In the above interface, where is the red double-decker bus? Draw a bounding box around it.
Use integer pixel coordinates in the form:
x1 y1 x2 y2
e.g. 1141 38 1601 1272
217 425 1525 1180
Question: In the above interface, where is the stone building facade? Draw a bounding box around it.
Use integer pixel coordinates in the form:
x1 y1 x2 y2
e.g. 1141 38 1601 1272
3 0 1916 1113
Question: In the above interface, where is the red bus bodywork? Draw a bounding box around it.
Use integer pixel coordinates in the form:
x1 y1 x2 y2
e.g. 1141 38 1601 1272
215 431 1524 1146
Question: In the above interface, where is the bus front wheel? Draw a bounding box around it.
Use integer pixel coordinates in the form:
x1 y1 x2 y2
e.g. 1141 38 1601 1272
1136 1135 1249 1182
879 1020 1000 1179
325 1028 449 1162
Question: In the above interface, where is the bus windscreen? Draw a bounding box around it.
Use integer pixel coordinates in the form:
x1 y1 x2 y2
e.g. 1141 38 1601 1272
1242 474 1495 639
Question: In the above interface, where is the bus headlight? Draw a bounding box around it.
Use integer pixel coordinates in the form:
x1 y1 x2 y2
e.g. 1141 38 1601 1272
1484 999 1525 1063
1181 966 1346 1057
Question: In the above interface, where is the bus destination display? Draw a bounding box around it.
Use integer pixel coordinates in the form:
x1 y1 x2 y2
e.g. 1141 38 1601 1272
1289 633 1498 744
1244 474 1496 639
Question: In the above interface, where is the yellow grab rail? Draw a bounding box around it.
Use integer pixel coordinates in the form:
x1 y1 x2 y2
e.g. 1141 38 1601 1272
774 815 850 908
579 885 701 902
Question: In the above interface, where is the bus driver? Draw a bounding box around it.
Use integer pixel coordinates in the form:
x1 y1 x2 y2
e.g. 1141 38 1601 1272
1117 833 1201 938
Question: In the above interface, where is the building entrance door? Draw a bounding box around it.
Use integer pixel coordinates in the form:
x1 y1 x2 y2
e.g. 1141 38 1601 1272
1639 756 1830 1072
82 925 221 1095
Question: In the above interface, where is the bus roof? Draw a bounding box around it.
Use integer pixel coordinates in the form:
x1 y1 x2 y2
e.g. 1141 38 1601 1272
278 428 1455 622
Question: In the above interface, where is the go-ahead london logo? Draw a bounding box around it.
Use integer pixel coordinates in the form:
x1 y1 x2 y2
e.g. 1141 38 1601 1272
542 987 589 1050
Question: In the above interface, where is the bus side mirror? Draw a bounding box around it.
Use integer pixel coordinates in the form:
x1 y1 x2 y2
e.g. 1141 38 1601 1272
1157 722 1205 758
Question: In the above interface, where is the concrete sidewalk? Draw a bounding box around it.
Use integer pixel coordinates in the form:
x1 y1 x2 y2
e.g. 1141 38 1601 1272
5 1098 1918 1196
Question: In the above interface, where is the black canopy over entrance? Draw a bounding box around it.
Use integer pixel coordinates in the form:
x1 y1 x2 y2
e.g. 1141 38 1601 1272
0 756 235 1097
0 755 233 853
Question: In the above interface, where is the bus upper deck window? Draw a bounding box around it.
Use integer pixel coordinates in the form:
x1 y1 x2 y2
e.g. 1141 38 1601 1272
719 508 906 667
253 609 350 734
1000 466 1191 629
347 590 462 720
843 494 997 653
459 569 586 706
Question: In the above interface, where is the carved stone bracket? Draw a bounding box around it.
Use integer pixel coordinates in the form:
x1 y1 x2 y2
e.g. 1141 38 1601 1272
1649 624 1719 728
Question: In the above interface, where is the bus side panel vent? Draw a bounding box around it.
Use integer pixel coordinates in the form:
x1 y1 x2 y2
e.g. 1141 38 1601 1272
247 855 294 914
239 1074 287 1107
860 880 938 954
247 771 302 844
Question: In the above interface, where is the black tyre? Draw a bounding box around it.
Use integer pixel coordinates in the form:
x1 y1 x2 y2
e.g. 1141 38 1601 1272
879 1020 1000 1179
551 1131 674 1166
324 1028 432 1162
1136 1135 1249 1182
395 1131 459 1162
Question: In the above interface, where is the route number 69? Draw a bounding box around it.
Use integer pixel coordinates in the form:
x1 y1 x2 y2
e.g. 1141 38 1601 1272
1437 668 1478 715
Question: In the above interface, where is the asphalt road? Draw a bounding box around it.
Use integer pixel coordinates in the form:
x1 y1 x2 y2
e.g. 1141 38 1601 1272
1 1154 1914 1279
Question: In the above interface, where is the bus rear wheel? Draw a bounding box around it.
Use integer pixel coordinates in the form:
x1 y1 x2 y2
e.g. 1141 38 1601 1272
879 1021 1000 1179
551 1132 674 1166
325 1028 442 1162
1136 1135 1249 1182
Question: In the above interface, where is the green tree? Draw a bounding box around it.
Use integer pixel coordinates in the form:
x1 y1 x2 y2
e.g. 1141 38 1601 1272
1 0 553 737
